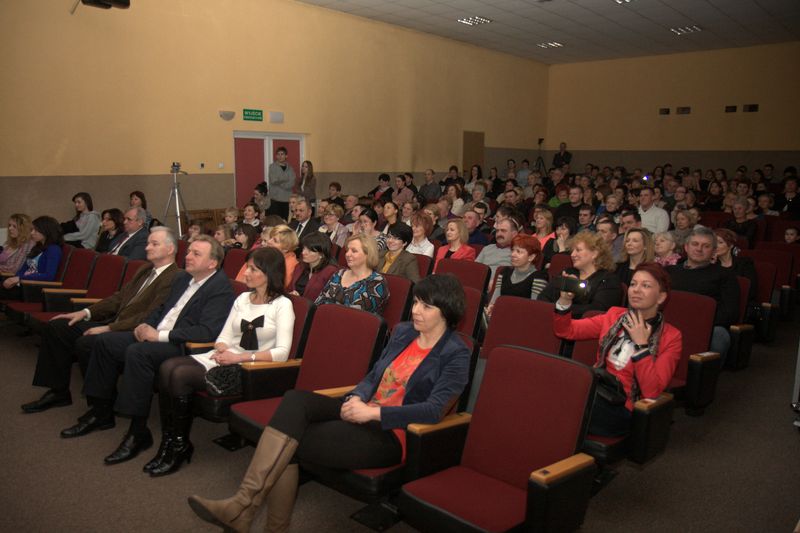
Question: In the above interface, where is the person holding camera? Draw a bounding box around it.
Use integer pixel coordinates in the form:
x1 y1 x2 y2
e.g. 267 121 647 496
538 231 622 318
553 262 682 436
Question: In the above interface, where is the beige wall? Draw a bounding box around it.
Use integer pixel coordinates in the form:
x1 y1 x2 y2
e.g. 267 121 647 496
545 42 800 152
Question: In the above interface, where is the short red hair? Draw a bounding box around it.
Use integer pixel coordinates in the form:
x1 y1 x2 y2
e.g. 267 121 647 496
511 234 543 269
632 261 671 308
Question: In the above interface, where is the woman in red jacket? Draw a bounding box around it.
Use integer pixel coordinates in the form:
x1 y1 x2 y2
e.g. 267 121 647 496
434 218 476 270
553 262 681 437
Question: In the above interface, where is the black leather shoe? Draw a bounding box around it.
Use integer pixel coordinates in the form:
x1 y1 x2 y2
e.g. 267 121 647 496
143 433 173 474
149 438 194 477
60 415 115 438
104 430 153 465
21 390 72 413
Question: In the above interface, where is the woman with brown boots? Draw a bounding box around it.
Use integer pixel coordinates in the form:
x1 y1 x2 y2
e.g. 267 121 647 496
188 274 471 532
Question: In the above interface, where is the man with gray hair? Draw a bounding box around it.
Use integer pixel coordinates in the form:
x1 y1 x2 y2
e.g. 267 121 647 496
666 226 740 364
110 207 149 260
21 226 181 414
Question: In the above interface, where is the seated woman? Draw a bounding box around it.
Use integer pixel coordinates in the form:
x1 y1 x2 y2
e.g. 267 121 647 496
94 209 125 253
377 223 420 283
242 202 262 228
532 209 555 248
182 220 204 243
315 234 389 315
0 216 63 301
188 274 470 532
714 228 758 306
62 192 101 249
319 204 349 248
538 230 622 318
553 262 682 437
150 247 295 477
0 214 34 275
434 219 476 270
672 209 696 247
405 212 435 258
129 190 153 228
486 234 548 318
379 200 400 234
542 216 577 269
357 207 387 251
289 232 338 301
724 198 757 247
654 231 682 267
615 228 655 285
262 225 299 290
233 224 260 251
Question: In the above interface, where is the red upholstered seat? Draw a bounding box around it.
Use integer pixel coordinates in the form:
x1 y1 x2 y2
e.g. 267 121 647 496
483 297 561 358
455 286 483 339
382 274 412 333
121 259 149 286
547 252 573 279
434 258 490 293
176 239 189 269
399 346 595 533
412 253 432 279
222 248 248 279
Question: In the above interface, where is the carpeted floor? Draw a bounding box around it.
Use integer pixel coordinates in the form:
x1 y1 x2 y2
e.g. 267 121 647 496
1 315 798 533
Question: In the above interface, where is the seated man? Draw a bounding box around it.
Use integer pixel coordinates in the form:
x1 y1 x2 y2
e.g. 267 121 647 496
475 218 519 280
667 226 739 364
464 209 489 245
21 227 180 413
61 235 235 466
109 207 149 260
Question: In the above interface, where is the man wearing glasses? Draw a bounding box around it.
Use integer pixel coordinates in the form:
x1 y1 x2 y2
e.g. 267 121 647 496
109 207 148 260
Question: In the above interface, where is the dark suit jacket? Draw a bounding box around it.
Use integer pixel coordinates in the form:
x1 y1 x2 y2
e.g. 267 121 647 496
88 263 181 332
350 323 470 430
144 268 235 344
378 250 420 283
289 217 321 241
117 228 149 260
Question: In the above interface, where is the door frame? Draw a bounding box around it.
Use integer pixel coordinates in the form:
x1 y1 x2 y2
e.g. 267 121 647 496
232 131 306 201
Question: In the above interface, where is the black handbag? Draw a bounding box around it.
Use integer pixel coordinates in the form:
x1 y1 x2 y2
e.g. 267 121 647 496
204 364 243 397
593 367 628 406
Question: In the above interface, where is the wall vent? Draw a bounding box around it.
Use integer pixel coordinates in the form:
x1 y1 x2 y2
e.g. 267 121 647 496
658 107 670 115
743 104 759 113
725 105 737 113
676 106 691 115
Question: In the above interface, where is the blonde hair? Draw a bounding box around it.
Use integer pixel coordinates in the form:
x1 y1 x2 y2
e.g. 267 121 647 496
568 230 615 271
345 233 379 270
447 219 469 245
224 207 239 218
621 228 655 263
269 224 299 253
6 213 32 249
324 204 344 219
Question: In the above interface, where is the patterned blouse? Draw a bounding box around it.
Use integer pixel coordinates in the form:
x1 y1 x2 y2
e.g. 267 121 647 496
314 269 389 315
371 339 432 407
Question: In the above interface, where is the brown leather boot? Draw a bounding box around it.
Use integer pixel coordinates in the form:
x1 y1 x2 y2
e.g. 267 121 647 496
264 464 298 533
188 427 298 533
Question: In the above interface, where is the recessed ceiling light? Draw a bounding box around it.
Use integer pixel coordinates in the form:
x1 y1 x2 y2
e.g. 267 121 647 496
614 0 635 4
670 25 702 35
536 41 564 49
457 16 492 26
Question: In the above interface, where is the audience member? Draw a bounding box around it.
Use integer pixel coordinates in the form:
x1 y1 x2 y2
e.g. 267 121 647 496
319 204 349 248
293 160 317 204
0 216 62 300
95 209 125 253
406 213 435 258
289 232 338 301
615 228 655 285
486 234 548 317
378 223 420 283
20 227 180 414
0 214 34 274
418 169 441 203
108 207 148 260
654 231 682 266
267 146 295 219
129 191 153 228
288 198 320 241
713 228 757 305
475 218 519 280
596 218 624 263
463 209 488 245
434 219 476 270
262 225 299 290
724 198 757 245
543 216 577 268
638 187 669 234
62 192 101 249
392 175 414 206
368 173 394 202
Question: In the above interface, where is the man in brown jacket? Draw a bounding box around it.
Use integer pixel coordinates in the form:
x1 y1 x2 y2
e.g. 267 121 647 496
20 226 181 413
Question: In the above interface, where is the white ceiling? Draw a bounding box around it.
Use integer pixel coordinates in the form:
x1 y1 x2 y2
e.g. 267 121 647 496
298 0 800 63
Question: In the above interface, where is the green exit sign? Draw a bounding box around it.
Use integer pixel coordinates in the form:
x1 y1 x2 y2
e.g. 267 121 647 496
243 109 263 121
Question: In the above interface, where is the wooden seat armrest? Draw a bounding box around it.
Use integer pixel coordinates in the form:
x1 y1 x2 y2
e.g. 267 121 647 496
20 280 62 287
314 386 355 398
407 413 472 436
729 324 754 333
529 453 595 486
71 298 101 305
634 392 674 412
689 351 720 363
43 288 88 295
241 359 302 371
185 342 215 350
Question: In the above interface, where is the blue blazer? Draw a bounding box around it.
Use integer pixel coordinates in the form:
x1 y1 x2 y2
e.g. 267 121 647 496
118 228 149 260
350 322 470 430
144 268 234 345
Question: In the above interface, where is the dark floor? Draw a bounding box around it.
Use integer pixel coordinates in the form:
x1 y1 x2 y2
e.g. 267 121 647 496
1 315 799 533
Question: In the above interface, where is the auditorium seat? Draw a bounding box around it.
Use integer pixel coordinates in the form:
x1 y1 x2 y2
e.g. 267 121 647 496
398 346 595 533
382 274 413 333
227 304 386 444
725 276 755 370
547 252 573 279
434 258 490 293
739 249 793 319
750 260 778 342
412 253 432 279
176 239 189 269
455 286 484 340
221 248 248 279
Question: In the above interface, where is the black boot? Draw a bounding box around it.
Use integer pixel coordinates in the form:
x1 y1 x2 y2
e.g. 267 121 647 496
150 395 194 477
143 393 173 473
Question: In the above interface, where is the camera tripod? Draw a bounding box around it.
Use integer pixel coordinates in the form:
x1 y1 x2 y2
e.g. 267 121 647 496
164 162 188 236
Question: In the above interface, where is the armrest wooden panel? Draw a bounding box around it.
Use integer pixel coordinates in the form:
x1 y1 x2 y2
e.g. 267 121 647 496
314 386 354 398
730 324 754 333
186 342 215 350
241 359 302 371
529 453 594 485
690 351 720 363
407 413 472 436
43 288 88 295
71 298 101 304
634 392 674 412
21 281 62 287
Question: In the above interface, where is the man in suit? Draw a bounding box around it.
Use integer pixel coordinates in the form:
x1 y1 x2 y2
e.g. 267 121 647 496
288 198 320 241
109 207 149 260
20 226 181 414
61 235 235 466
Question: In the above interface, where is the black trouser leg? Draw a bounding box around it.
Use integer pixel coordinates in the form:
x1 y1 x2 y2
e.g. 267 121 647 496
268 390 402 470
83 331 137 402
114 341 182 418
32 319 96 391
268 200 289 220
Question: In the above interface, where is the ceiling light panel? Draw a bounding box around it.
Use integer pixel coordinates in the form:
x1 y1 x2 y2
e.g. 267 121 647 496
457 16 492 26
670 25 702 35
